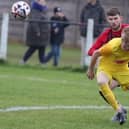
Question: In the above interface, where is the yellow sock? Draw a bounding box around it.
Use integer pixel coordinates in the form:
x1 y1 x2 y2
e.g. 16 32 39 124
100 84 119 110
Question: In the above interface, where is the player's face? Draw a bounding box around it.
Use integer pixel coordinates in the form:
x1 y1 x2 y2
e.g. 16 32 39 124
107 15 122 31
121 33 129 51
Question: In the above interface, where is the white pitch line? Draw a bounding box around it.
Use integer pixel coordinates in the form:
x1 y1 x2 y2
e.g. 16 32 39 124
0 105 111 112
0 105 129 112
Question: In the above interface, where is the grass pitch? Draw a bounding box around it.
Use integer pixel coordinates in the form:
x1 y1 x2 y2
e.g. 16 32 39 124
0 43 129 129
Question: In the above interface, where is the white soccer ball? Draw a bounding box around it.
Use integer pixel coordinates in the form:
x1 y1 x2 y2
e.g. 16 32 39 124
11 1 31 19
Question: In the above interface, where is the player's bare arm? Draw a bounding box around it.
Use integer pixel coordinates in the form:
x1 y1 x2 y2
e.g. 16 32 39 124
86 50 101 80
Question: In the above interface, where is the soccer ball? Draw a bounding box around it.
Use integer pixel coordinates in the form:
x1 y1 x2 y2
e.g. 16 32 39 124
11 1 31 19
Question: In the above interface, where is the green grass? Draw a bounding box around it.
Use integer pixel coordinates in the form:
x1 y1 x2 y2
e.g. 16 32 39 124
0 43 129 129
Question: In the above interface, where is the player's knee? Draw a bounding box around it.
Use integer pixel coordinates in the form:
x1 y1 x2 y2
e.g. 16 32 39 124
97 76 109 86
97 80 107 86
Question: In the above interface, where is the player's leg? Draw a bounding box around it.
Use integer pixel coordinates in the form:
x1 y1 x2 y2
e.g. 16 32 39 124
97 72 119 110
110 79 120 90
99 79 119 104
112 106 127 122
97 71 126 124
110 80 127 122
99 86 127 122
111 71 129 123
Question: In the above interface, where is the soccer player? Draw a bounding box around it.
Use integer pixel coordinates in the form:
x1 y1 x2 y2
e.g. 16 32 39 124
86 26 129 125
87 7 129 121
88 7 129 56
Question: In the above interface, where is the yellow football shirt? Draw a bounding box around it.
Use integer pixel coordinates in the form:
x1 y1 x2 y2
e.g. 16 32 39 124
98 38 129 72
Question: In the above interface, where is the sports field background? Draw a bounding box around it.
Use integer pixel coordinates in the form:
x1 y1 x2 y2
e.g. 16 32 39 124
0 42 129 129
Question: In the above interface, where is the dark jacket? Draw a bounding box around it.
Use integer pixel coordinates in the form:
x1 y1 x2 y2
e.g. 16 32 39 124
80 0 106 38
26 5 50 47
50 16 69 45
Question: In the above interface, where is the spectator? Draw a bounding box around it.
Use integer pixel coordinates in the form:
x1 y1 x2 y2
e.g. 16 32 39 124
44 7 69 66
80 0 106 66
21 0 50 65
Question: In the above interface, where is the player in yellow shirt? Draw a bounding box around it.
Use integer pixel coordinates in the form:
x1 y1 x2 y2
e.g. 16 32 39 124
87 26 129 125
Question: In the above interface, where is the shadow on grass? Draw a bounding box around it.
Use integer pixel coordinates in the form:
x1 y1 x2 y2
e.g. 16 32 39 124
0 61 87 73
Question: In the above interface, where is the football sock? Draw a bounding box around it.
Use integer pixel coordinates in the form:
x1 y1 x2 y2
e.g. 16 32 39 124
100 84 119 111
99 90 109 104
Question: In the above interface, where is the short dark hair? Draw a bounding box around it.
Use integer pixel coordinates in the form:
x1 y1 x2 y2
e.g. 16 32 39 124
106 8 120 16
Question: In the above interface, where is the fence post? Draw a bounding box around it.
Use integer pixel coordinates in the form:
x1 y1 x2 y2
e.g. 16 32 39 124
0 13 9 60
84 19 94 66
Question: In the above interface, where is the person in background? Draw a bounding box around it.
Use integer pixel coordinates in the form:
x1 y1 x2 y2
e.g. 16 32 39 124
44 6 69 67
80 0 106 66
21 0 50 65
87 26 129 125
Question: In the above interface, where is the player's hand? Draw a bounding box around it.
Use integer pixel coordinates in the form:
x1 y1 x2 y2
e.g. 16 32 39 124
86 68 94 80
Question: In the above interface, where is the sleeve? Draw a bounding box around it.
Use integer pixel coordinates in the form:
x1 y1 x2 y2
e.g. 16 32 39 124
88 30 109 56
99 41 113 56
62 16 69 28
